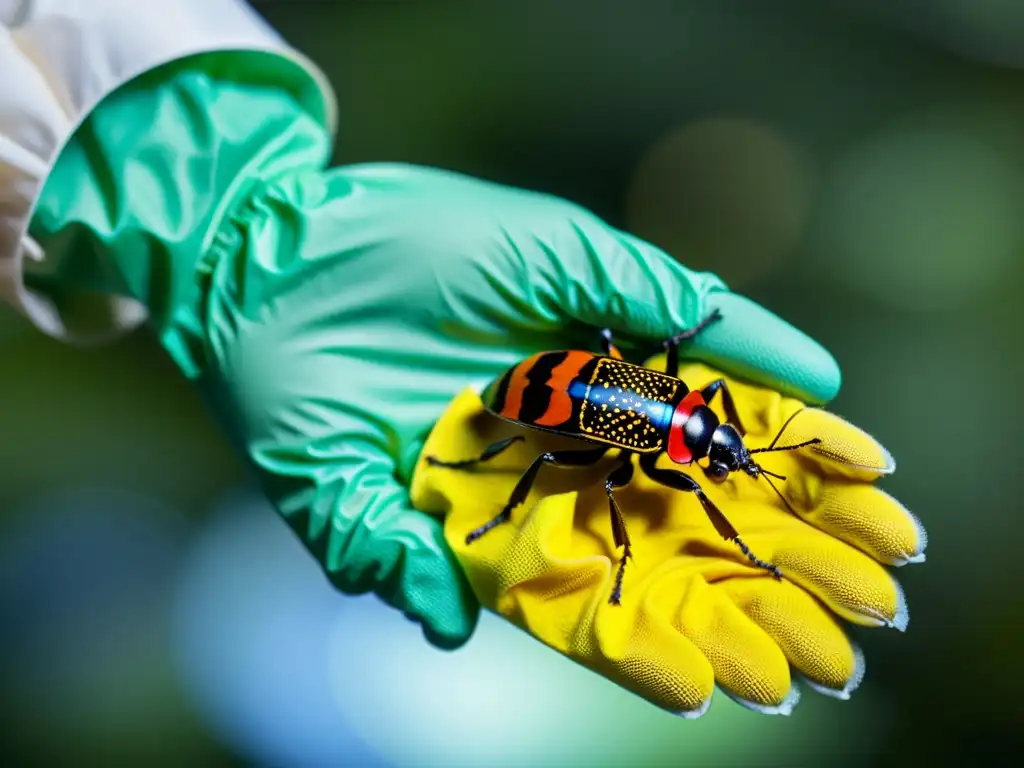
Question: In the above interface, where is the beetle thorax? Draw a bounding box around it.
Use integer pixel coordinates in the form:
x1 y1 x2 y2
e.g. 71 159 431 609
682 405 720 461
705 423 755 482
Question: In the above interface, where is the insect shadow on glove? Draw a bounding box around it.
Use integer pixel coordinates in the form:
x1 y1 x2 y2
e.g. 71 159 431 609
426 310 822 605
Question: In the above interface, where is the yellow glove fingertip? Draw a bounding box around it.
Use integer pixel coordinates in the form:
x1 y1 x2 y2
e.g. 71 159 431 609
855 571 910 632
673 576 796 712
787 408 896 479
590 601 717 717
717 579 865 698
815 483 928 567
801 642 867 701
778 541 910 632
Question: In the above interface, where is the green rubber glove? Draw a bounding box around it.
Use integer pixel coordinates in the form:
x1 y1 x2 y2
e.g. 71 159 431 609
27 56 840 648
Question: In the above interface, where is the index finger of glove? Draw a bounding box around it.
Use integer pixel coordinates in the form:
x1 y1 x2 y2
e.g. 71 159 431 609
535 210 839 404
532 208 723 340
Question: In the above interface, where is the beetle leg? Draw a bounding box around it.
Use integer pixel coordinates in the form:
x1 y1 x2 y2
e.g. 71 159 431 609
425 436 525 469
638 454 782 578
599 328 623 359
663 309 723 377
700 378 746 436
465 446 608 544
604 452 636 605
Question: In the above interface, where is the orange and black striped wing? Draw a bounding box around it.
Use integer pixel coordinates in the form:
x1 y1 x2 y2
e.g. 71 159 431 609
482 352 682 453
483 351 597 431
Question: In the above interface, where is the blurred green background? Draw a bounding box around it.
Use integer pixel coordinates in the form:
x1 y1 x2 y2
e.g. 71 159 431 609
1 1 1021 766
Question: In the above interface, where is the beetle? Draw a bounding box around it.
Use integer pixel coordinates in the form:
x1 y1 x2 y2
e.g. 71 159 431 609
425 310 821 605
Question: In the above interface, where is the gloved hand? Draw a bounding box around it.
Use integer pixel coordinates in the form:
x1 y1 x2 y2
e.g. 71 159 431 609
26 59 841 649
411 358 926 716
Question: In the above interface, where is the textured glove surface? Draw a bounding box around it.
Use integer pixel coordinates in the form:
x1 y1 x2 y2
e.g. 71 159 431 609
411 358 925 713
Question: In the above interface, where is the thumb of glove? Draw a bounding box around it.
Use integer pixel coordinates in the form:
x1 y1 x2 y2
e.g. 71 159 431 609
533 211 840 404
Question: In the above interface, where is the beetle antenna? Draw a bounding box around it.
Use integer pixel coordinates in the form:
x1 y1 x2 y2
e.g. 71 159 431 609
764 411 799 450
750 410 818 454
749 438 821 455
757 469 799 516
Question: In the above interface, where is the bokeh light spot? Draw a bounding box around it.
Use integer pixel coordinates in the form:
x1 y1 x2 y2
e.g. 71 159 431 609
927 0 1024 68
172 486 384 768
626 118 813 288
0 487 207 764
811 127 1024 312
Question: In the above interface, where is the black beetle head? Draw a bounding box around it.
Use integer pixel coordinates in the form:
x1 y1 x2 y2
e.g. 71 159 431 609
705 424 758 482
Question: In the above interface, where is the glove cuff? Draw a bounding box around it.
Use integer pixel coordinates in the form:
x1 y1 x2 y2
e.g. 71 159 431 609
21 50 333 350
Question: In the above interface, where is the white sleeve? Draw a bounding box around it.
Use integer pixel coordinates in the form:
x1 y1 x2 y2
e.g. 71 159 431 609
0 0 335 343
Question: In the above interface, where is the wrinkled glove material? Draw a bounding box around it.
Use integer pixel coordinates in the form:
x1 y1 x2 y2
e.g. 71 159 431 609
411 359 926 716
27 56 844 649
26 55 333 373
